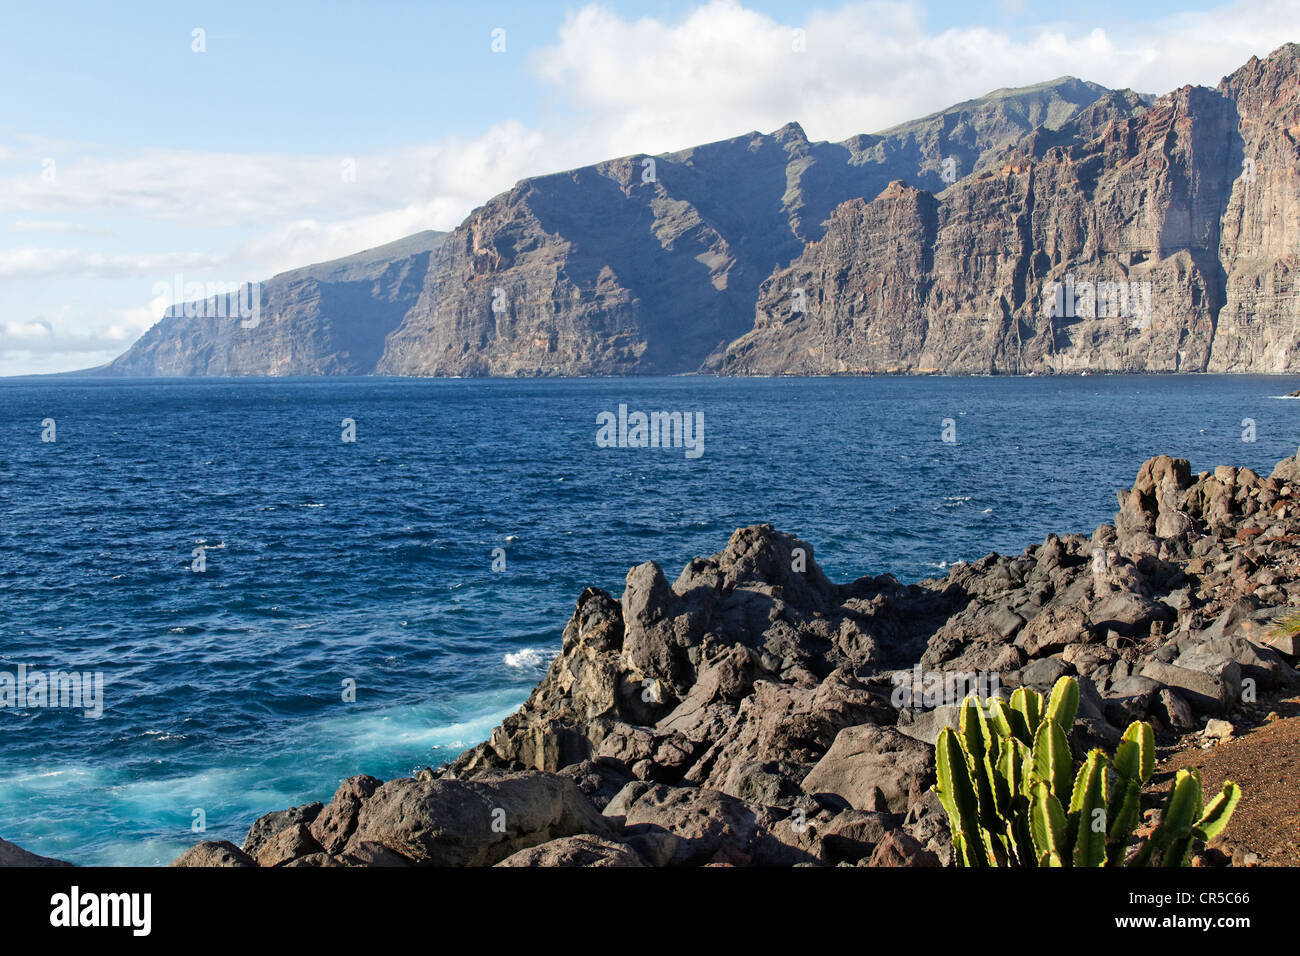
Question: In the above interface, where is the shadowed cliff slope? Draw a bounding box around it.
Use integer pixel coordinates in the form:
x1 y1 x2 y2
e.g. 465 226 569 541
97 231 445 377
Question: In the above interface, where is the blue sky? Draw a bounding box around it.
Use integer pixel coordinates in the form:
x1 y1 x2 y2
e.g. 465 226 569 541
0 1 1226 150
2 0 1295 374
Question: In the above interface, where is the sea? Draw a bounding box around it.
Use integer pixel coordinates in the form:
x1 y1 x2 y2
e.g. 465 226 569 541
0 374 1295 865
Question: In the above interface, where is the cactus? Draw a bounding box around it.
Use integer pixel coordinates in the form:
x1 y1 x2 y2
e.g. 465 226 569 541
935 719 986 867
1029 781 1068 866
931 675 1242 867
1068 750 1108 867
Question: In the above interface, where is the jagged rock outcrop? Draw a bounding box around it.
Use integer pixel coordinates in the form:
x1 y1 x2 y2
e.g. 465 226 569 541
158 448 1299 867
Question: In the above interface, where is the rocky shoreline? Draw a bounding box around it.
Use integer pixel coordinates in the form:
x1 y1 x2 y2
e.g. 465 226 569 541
10 450 1300 867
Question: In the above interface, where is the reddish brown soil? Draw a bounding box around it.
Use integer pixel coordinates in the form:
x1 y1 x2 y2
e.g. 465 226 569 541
1153 696 1300 866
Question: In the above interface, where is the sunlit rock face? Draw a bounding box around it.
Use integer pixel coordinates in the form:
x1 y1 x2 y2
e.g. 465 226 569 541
722 45 1300 377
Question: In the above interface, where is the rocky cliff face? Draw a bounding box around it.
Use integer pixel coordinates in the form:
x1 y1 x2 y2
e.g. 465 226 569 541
99 232 444 377
721 45 1300 375
95 45 1300 379
1210 51 1300 372
99 80 1109 378
378 78 1106 377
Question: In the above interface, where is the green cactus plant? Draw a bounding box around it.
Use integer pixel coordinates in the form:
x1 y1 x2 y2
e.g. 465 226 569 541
932 675 1242 867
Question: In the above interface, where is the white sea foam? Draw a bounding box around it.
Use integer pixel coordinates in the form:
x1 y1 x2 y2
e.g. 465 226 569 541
503 648 556 670
0 693 527 866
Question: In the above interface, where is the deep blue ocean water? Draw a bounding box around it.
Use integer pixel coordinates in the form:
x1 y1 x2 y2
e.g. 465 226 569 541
0 374 1296 865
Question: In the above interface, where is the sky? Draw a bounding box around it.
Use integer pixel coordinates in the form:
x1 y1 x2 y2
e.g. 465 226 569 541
3 0 1299 375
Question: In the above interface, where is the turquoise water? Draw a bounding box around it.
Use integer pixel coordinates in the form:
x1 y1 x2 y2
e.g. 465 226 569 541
0 375 1295 864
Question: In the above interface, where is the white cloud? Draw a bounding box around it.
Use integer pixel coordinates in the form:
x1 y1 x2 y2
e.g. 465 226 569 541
0 120 554 284
6 0 1300 374
9 220 113 235
0 304 158 375
226 122 551 276
0 248 222 281
530 0 1300 150
2 318 54 341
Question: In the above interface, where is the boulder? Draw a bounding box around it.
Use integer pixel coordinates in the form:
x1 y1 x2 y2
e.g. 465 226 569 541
1140 659 1241 713
1091 592 1169 637
1179 602 1297 687
310 775 383 854
256 824 323 867
1176 639 1290 691
1107 675 1164 698
1157 688 1198 731
1015 605 1093 657
242 801 323 857
283 852 345 867
816 810 896 864
894 704 961 745
1203 718 1235 740
0 837 72 867
1022 657 1073 690
338 842 413 867
602 781 808 866
348 771 610 866
1062 642 1117 677
619 827 680 867
494 834 648 867
866 830 942 867
169 841 256 868
1260 628 1300 658
1103 689 1156 728
902 804 953 865
556 758 636 810
987 606 1026 640
800 724 934 814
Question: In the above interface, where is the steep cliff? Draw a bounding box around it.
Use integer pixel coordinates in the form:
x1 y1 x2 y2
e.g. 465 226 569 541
1210 49 1300 371
94 46 1300 378
377 79 1109 376
720 44 1300 375
99 231 444 377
